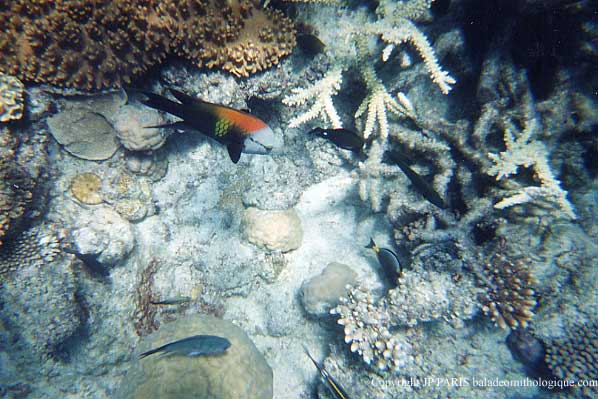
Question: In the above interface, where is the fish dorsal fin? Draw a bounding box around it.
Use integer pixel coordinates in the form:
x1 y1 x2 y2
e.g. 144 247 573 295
227 141 243 163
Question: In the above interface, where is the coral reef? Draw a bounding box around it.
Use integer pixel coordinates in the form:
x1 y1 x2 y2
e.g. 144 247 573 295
0 0 295 91
545 322 598 397
0 226 82 357
0 72 24 122
0 125 50 247
70 172 104 205
242 207 303 252
300 262 356 316
119 314 273 399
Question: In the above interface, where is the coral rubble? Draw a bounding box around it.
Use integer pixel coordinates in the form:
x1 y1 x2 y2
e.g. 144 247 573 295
0 0 295 91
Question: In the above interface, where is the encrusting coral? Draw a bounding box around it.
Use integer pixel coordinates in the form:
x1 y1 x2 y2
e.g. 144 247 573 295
0 0 296 91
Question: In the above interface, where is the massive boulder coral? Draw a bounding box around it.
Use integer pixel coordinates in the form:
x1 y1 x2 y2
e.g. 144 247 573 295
0 72 24 122
119 314 273 399
0 0 295 91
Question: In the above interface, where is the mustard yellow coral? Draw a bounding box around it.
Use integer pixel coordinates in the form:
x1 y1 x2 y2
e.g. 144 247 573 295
70 173 103 205
0 0 295 91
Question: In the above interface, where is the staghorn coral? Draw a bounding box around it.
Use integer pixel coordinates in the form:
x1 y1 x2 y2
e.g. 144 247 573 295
282 67 343 129
0 72 24 122
486 92 577 220
284 0 453 133
545 322 598 397
478 252 537 330
0 0 295 91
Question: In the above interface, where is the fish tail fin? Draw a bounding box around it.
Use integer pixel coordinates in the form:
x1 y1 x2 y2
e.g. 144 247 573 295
139 347 162 359
365 238 377 250
303 346 324 373
139 91 187 120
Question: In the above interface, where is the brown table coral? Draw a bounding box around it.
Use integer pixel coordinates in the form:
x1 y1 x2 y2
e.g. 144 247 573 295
0 0 295 91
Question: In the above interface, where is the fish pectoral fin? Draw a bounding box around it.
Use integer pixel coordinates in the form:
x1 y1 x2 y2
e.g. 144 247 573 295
227 142 243 164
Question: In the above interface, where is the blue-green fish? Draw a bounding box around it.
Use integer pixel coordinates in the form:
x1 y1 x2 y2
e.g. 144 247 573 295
139 335 231 359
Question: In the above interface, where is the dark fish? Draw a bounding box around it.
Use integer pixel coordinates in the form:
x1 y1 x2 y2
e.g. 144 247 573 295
139 335 231 359
150 296 191 305
297 33 326 56
139 89 274 163
387 151 446 209
304 346 352 399
365 238 401 287
309 128 364 153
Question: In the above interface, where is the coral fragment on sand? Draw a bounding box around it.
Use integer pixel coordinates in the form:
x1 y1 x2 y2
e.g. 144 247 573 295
0 0 296 91
0 73 24 122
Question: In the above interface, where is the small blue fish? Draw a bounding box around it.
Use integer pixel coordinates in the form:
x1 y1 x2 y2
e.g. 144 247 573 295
139 335 231 359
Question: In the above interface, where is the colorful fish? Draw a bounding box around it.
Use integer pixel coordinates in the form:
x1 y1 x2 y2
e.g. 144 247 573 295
139 89 275 163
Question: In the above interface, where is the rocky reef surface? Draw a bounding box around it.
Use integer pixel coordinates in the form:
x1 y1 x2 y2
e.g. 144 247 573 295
0 0 596 399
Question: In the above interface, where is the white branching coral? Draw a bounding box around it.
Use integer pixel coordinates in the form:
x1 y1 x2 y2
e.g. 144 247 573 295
370 17 456 95
355 65 415 140
282 67 343 129
330 285 413 372
331 270 479 371
487 111 577 220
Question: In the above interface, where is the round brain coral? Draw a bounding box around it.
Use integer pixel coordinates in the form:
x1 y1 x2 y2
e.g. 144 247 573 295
0 0 296 91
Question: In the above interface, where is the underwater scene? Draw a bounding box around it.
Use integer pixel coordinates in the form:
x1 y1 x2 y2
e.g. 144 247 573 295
0 0 597 398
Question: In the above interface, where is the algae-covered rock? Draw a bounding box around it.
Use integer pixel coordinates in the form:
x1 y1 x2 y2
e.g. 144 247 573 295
118 314 272 399
300 262 357 316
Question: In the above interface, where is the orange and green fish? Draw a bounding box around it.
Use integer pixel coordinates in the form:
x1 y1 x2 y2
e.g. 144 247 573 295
139 89 275 163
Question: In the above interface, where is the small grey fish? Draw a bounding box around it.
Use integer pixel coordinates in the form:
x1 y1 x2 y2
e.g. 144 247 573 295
150 296 191 305
139 335 231 359
304 346 352 399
